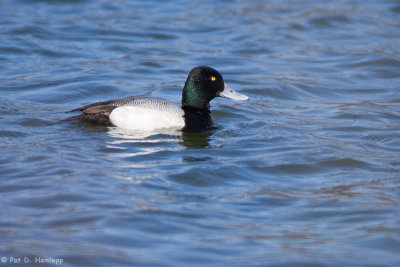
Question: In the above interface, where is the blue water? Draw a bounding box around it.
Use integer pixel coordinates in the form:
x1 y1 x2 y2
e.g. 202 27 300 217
1 0 400 266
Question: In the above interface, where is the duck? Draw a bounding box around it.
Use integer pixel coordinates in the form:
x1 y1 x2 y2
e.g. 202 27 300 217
67 66 248 132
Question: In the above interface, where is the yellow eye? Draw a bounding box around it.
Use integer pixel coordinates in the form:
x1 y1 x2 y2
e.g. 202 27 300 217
211 76 216 82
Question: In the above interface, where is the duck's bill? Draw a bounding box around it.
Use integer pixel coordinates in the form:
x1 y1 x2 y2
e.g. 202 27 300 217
219 83 249 101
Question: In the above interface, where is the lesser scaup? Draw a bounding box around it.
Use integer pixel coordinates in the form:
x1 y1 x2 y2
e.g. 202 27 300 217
67 66 248 132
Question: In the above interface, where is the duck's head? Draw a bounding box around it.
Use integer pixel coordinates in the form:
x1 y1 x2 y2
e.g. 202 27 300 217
182 66 248 109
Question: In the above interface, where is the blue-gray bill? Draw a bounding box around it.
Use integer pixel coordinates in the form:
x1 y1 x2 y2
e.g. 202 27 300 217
219 83 249 101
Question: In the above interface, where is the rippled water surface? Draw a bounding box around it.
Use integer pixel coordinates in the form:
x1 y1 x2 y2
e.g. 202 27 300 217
1 0 400 266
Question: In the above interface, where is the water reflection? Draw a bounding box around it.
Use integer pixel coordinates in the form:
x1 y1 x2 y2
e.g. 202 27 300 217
105 127 215 185
180 131 213 148
107 126 181 144
106 126 212 150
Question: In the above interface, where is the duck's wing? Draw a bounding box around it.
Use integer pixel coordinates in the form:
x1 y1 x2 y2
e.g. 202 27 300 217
68 96 141 115
66 96 143 125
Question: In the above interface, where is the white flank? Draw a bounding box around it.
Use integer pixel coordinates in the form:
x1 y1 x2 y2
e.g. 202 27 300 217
109 105 185 131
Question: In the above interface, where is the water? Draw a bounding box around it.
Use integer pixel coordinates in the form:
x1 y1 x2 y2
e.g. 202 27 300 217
1 0 399 266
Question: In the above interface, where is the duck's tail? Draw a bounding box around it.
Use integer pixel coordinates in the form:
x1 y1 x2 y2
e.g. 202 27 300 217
64 113 113 126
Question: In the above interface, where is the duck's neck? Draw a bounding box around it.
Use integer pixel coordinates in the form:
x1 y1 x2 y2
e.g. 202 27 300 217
181 106 213 132
182 80 210 109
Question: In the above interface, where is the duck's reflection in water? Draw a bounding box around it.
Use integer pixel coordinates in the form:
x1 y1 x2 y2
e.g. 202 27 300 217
180 130 214 148
106 126 213 151
105 127 214 183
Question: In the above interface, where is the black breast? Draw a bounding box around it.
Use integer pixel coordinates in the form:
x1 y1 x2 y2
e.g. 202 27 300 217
182 106 214 132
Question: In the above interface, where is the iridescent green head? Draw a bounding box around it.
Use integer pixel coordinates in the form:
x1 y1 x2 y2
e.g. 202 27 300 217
181 66 248 109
